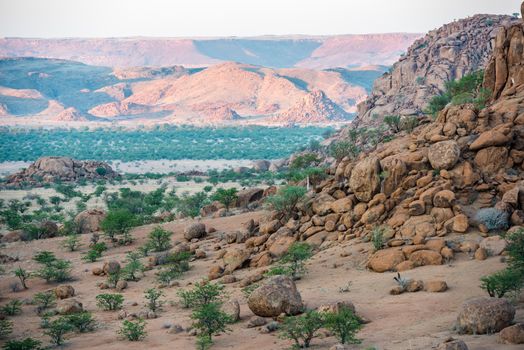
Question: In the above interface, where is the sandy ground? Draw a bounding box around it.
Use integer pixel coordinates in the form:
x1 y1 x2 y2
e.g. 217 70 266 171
0 159 257 177
0 210 522 350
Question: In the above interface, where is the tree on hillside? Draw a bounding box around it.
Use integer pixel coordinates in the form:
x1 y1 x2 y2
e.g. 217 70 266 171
211 188 238 212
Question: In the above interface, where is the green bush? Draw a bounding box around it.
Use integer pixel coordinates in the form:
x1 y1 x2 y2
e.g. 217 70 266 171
96 293 124 311
265 185 306 220
480 268 523 298
178 281 225 309
1 300 23 316
290 153 320 170
44 318 74 346
211 188 238 211
101 209 137 243
0 319 13 338
279 310 324 348
176 192 209 218
279 242 313 280
118 319 147 341
191 302 231 347
33 252 72 283
329 141 361 161
383 115 401 133
33 291 56 312
322 306 362 344
64 311 96 332
1 338 42 350
147 226 172 252
144 288 164 312
122 252 144 281
506 228 524 271
371 226 387 251
61 234 82 252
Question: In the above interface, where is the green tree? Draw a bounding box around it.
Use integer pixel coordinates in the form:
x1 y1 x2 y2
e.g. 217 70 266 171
146 226 172 252
211 188 238 211
279 310 324 348
13 266 30 289
101 209 137 243
44 318 74 346
265 185 306 220
322 306 362 344
118 319 147 341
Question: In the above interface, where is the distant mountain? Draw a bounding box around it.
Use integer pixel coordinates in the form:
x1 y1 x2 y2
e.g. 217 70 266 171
0 34 420 69
0 58 384 125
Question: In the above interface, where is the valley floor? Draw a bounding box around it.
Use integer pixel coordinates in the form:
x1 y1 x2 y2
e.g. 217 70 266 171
0 211 522 349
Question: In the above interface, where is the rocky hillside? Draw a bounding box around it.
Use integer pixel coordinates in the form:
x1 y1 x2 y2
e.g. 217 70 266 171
355 14 518 126
0 34 419 69
217 15 524 278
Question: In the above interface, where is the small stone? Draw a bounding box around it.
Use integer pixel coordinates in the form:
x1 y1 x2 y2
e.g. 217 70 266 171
247 316 267 328
425 280 448 292
474 248 487 260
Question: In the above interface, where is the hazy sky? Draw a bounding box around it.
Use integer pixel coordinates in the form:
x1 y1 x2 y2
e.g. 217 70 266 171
0 0 519 38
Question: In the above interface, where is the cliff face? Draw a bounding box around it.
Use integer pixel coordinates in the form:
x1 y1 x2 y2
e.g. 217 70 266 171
355 14 517 127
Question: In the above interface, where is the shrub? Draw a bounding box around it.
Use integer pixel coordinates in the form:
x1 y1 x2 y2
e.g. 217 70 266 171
290 153 320 170
44 318 74 346
211 188 238 211
1 338 42 350
33 254 72 283
101 209 137 243
64 311 96 333
82 242 107 262
33 291 56 311
265 185 306 220
61 234 82 252
96 293 124 311
383 115 401 133
191 302 231 347
178 281 225 309
480 268 524 298
279 310 324 348
176 191 209 218
106 269 122 288
144 288 164 312
156 251 191 286
118 319 147 341
279 242 313 280
147 226 172 252
475 208 509 231
322 306 362 344
95 167 107 176
371 226 387 251
400 116 419 132
13 266 30 290
329 141 360 161
506 228 524 272
1 300 22 316
122 252 144 281
0 319 13 338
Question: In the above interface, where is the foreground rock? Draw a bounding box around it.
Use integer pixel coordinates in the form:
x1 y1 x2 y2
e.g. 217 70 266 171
247 276 303 317
456 297 515 334
184 223 206 240
499 323 524 344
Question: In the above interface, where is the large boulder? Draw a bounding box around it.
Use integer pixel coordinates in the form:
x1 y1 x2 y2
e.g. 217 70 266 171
54 285 75 299
184 222 206 240
428 141 460 170
74 209 106 234
103 260 121 275
223 247 250 273
247 276 303 317
235 188 264 208
56 298 83 315
499 323 524 344
457 297 515 334
367 248 405 272
349 157 381 202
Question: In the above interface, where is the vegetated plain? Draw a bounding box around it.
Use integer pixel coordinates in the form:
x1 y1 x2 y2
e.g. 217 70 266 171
0 125 332 162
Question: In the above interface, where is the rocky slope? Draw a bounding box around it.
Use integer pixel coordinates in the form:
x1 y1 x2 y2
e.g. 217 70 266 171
355 14 518 126
0 34 419 69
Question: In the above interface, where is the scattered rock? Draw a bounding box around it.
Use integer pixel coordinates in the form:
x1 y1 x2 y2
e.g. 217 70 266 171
184 223 206 240
457 297 515 334
54 285 75 299
247 276 303 317
499 323 524 344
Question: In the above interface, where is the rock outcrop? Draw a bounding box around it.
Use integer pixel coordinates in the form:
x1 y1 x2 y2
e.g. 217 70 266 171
355 14 517 126
456 297 515 334
5 156 118 187
247 276 303 317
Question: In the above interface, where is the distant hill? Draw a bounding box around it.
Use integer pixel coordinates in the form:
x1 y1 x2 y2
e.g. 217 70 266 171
0 58 385 125
0 34 420 69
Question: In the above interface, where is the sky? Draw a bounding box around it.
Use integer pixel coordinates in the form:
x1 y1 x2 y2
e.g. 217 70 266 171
0 0 519 38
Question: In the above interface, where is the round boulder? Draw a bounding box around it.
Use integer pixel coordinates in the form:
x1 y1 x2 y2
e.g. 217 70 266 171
247 276 303 317
349 156 381 202
428 140 460 170
57 298 83 315
74 209 106 234
367 248 405 273
499 323 524 344
103 260 121 275
457 297 515 334
184 222 206 240
54 285 75 299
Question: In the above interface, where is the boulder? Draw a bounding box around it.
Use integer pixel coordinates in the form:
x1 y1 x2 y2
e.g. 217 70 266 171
235 188 264 208
479 236 507 256
452 214 469 233
469 124 513 151
223 247 250 273
349 157 381 202
367 248 406 273
103 260 121 275
409 250 442 266
268 235 296 258
74 209 106 234
433 190 455 208
474 147 508 175
247 276 303 317
259 220 281 235
1 230 23 243
54 285 75 299
56 298 83 315
428 141 460 170
424 280 448 292
499 323 524 344
222 299 241 322
436 338 469 350
457 297 515 334
184 222 206 240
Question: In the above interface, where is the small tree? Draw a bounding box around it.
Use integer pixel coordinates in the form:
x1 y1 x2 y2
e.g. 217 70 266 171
480 268 524 298
1 300 22 316
265 185 306 220
279 242 313 280
122 252 144 281
82 242 107 262
33 251 72 283
64 311 96 333
33 291 56 312
191 302 231 347
44 318 74 346
13 266 30 289
144 288 164 312
211 188 238 211
329 141 361 161
506 228 524 272
177 281 225 309
371 226 387 251
96 293 124 311
279 310 324 348
118 319 147 341
322 306 362 344
61 234 82 252
383 115 401 133
147 226 172 252
101 209 136 243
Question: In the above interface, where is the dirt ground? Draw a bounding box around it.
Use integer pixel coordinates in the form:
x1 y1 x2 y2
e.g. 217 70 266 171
0 211 522 350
